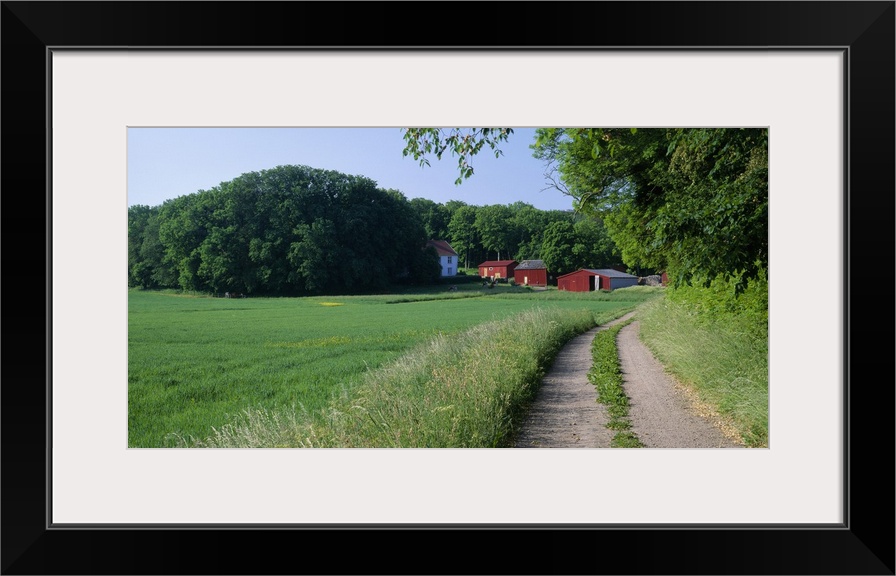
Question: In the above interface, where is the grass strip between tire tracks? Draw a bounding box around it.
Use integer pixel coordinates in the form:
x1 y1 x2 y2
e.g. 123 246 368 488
587 318 644 448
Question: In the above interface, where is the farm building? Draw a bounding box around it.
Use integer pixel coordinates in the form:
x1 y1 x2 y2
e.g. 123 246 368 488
513 260 548 287
426 240 459 277
557 268 640 292
478 260 518 281
640 271 669 287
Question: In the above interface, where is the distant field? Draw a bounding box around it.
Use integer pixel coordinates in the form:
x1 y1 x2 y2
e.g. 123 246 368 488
129 286 659 447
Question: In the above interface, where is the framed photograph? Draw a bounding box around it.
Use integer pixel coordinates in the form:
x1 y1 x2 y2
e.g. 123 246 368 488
4 1 892 574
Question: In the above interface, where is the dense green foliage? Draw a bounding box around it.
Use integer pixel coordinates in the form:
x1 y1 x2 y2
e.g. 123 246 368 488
539 218 620 276
447 200 611 266
531 128 768 291
447 204 479 268
132 287 651 447
409 197 451 240
128 165 438 295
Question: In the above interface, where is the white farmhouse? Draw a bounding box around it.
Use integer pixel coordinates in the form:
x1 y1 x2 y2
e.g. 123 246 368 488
426 239 459 277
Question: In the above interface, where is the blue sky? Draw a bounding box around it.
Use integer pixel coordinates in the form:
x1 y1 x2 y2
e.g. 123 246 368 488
127 127 575 211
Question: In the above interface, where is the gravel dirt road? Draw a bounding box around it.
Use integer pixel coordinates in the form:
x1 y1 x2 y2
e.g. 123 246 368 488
513 312 743 448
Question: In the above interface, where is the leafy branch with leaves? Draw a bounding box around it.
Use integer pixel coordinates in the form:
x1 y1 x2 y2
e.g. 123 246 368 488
401 128 514 185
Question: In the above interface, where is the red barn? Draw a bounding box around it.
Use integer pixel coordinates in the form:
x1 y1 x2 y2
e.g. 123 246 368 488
557 268 640 292
513 260 548 287
478 260 518 281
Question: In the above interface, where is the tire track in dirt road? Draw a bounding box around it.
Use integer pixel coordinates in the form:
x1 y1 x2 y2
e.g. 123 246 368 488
512 312 635 448
513 312 743 449
617 321 742 448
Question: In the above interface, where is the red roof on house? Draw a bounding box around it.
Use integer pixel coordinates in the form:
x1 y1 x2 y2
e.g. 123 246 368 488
478 260 518 268
426 240 458 257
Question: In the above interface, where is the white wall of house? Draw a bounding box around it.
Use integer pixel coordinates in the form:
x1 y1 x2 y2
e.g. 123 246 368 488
440 254 456 276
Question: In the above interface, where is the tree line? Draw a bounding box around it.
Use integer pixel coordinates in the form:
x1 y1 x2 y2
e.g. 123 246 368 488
128 164 625 296
407 197 621 273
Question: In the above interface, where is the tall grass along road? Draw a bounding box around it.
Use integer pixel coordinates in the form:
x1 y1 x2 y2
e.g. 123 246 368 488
176 307 595 447
636 290 768 447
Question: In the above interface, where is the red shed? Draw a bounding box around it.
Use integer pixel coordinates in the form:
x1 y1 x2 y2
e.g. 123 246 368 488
478 260 518 280
557 268 640 292
513 260 548 287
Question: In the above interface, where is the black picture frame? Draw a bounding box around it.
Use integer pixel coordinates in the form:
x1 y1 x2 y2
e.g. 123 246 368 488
3 2 893 574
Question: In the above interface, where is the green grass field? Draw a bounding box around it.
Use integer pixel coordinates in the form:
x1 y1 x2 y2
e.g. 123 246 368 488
129 286 658 447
